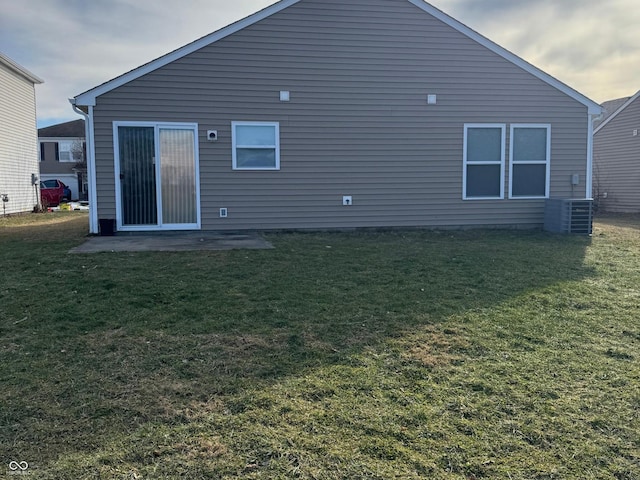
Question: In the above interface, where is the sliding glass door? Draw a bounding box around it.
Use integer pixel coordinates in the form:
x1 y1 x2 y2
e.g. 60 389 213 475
115 123 200 230
159 128 197 225
118 126 156 226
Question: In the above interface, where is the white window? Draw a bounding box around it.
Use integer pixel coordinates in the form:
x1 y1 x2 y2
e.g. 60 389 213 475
58 140 73 162
509 125 551 199
463 124 505 200
232 122 280 170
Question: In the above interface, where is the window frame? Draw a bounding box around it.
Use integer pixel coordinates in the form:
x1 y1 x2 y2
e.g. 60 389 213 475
463 123 506 200
509 124 551 199
57 140 74 162
231 121 280 171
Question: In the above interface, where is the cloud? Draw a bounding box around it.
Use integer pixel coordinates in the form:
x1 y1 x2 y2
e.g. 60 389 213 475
431 0 640 102
0 0 276 124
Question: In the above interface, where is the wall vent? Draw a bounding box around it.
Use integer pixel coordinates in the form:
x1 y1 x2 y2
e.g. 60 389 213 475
544 199 593 235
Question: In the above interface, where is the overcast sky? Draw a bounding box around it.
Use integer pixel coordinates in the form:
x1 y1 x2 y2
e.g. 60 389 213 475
1 0 638 128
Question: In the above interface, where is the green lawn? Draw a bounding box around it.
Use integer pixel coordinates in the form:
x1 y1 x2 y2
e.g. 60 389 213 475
1 213 638 479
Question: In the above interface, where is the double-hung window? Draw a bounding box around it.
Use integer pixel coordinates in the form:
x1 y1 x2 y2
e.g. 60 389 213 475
463 124 505 199
232 122 280 170
58 140 73 162
509 125 550 199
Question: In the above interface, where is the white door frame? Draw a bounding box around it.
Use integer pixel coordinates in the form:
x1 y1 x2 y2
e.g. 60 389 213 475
113 121 201 231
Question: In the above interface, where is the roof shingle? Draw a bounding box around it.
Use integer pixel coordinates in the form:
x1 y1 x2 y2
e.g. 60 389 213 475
38 119 85 138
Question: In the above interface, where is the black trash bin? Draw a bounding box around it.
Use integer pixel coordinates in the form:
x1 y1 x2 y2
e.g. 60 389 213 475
99 218 116 236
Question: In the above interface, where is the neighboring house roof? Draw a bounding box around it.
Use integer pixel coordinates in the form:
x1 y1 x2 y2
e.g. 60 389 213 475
594 90 640 134
38 119 85 138
73 0 601 115
0 52 43 84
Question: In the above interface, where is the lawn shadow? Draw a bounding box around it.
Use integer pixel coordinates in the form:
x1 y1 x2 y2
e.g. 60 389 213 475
51 229 594 400
1 224 598 471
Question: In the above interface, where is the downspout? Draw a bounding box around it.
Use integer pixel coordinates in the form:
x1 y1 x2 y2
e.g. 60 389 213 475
70 99 98 234
586 111 603 199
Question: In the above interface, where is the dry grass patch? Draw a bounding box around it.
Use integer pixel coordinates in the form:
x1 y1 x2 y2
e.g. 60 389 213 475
404 325 470 369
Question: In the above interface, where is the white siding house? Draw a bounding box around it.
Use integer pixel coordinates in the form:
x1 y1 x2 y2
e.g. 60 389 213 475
0 53 43 215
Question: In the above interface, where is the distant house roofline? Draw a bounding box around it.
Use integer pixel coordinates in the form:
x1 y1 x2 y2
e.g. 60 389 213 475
73 0 601 115
594 90 640 134
38 119 86 138
0 52 43 84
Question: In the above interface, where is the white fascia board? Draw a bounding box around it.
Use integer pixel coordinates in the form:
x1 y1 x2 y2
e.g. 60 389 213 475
406 0 602 115
73 0 301 106
594 90 640 134
0 52 44 84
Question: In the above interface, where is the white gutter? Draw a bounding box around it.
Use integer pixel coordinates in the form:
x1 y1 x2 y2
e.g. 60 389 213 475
70 99 98 234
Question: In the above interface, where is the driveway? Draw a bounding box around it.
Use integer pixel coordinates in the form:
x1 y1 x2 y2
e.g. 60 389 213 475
69 232 273 253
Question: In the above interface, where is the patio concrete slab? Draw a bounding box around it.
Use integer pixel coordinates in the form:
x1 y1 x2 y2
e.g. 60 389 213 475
69 232 273 253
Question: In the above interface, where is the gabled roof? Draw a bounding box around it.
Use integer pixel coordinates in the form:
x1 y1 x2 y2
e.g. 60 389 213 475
73 0 601 115
594 95 632 130
38 119 85 138
0 52 43 84
594 90 640 134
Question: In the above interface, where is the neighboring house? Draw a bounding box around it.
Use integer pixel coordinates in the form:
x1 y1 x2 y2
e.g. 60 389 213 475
593 91 640 212
0 52 43 215
72 0 602 235
38 119 87 201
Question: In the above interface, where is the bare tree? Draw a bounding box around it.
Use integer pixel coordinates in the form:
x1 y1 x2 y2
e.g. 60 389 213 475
592 153 608 212
71 140 85 164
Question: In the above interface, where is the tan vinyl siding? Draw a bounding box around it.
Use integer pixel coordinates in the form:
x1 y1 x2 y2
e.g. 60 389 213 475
92 0 589 230
593 96 640 212
0 61 39 214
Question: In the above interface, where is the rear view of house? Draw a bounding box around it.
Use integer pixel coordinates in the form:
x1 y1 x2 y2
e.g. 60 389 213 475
73 0 601 234
593 91 640 212
0 53 43 215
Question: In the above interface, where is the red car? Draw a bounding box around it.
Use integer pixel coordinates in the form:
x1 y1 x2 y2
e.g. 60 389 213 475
40 179 71 207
